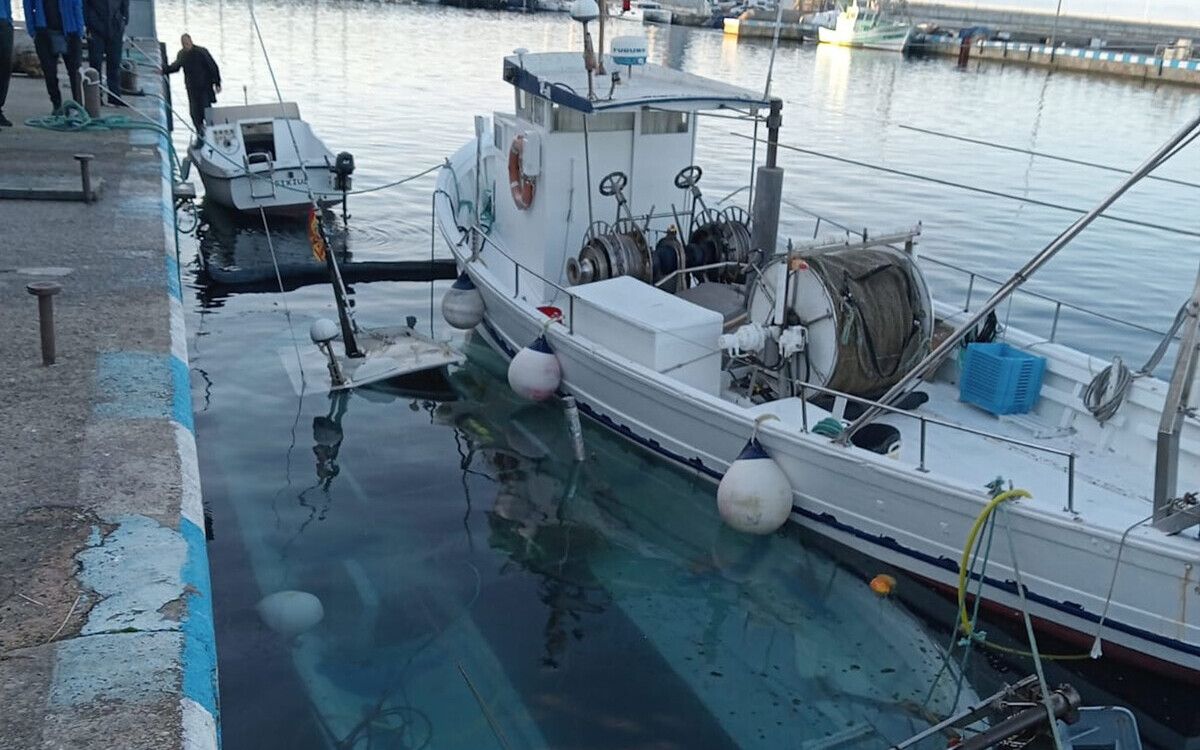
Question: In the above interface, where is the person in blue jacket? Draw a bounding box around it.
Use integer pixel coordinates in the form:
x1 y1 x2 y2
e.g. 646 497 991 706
1 0 13 126
84 0 127 105
23 0 85 111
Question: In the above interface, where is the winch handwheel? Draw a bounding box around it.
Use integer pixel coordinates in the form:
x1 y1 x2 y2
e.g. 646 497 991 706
598 171 628 197
674 165 703 190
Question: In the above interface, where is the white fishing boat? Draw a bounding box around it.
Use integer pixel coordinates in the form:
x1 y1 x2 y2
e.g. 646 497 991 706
817 0 913 52
613 0 671 24
189 102 355 216
434 2 1200 684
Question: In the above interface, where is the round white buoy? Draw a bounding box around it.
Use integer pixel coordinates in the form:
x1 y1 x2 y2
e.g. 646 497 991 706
717 438 792 535
309 318 340 344
507 334 561 401
441 272 485 330
256 590 325 639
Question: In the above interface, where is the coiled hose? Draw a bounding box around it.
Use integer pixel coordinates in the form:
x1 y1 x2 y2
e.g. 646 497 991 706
1082 301 1190 423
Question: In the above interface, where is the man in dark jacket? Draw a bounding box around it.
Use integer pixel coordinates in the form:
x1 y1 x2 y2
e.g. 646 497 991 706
84 0 127 104
1 0 14 126
23 0 85 111
164 33 220 136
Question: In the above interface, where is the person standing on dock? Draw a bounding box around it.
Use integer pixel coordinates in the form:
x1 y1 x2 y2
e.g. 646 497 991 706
163 33 220 138
22 0 85 112
0 0 13 126
83 0 128 105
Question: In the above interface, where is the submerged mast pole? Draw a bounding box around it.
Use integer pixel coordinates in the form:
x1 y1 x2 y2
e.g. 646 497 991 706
839 109 1200 444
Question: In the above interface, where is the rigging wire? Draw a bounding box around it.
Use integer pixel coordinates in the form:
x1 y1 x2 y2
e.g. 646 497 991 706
729 132 1200 239
259 206 308 389
897 123 1200 191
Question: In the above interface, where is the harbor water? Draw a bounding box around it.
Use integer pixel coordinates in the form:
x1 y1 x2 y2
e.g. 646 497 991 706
165 2 1200 747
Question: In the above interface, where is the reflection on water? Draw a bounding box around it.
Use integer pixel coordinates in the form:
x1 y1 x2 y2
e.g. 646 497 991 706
205 332 977 749
175 1 1200 747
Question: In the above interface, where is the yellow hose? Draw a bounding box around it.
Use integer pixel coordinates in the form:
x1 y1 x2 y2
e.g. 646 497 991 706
956 488 1093 661
957 489 1031 635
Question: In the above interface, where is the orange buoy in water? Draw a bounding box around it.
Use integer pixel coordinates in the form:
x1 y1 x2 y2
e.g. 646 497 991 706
869 573 897 597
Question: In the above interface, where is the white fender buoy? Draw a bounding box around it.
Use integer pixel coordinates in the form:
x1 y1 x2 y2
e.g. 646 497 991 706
507 334 561 401
256 590 325 639
717 437 792 535
441 272 485 330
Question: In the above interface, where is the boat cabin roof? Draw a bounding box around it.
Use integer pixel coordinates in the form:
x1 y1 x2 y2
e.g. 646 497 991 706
503 52 771 114
208 102 302 125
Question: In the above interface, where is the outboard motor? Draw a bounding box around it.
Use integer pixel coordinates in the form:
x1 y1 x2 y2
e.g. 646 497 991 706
333 151 355 193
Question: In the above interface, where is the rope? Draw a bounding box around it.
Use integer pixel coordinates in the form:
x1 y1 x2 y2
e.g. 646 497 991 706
259 206 307 389
955 487 1096 661
999 507 1066 750
728 132 1200 240
1082 300 1190 422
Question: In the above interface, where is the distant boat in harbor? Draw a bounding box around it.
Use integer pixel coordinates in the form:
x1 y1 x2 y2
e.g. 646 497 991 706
818 0 914 52
612 0 673 24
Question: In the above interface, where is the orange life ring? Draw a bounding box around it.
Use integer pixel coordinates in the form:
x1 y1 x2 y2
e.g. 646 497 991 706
508 134 536 210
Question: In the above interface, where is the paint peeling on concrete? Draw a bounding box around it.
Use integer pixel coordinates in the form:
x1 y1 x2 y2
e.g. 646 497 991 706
50 631 182 706
94 352 175 421
76 514 188 635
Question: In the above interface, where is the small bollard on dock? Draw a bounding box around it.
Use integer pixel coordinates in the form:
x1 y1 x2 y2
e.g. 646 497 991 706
26 281 63 365
74 154 94 203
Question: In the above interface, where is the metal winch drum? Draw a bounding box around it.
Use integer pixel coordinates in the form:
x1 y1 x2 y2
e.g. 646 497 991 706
565 166 754 289
746 245 934 396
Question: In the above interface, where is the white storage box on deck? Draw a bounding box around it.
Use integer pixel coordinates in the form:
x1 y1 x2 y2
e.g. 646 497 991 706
570 277 723 395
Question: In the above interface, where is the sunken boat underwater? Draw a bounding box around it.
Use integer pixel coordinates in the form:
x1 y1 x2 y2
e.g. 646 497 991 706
434 11 1200 682
189 101 356 216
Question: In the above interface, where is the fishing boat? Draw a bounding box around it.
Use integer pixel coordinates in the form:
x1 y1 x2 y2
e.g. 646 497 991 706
434 0 1200 683
189 102 355 216
613 0 672 24
817 0 913 52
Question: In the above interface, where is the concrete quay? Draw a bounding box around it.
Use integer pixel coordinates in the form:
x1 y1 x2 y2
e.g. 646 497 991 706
0 28 217 750
905 1 1200 47
918 37 1200 87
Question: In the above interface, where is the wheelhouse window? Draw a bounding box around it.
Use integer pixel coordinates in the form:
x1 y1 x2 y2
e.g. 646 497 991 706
640 109 689 135
551 106 635 133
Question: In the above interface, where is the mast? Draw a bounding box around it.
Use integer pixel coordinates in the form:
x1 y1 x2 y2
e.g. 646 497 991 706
839 109 1200 444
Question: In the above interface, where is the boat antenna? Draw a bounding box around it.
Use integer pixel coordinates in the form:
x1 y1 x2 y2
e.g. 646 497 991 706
247 0 361 357
838 109 1200 444
571 0 601 100
763 0 784 99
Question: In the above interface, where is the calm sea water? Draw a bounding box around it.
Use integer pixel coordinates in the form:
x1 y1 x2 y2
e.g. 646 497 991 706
166 2 1200 747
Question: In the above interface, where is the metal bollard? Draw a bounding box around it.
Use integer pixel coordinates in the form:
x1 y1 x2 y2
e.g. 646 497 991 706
82 68 102 118
26 281 63 365
74 154 95 203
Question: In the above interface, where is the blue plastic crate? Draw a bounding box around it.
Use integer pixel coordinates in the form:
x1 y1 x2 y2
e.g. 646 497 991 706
959 343 1047 415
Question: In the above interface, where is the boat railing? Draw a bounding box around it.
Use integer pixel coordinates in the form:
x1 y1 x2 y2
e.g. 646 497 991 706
920 255 1174 345
437 181 1079 509
787 378 1077 513
468 222 583 335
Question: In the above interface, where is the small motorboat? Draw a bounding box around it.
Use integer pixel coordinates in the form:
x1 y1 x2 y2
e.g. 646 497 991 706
189 102 355 217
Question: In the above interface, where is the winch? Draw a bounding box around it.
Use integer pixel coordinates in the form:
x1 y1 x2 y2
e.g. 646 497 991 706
565 166 753 290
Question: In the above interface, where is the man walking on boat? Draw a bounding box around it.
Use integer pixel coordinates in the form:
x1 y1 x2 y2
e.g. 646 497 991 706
163 33 220 138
